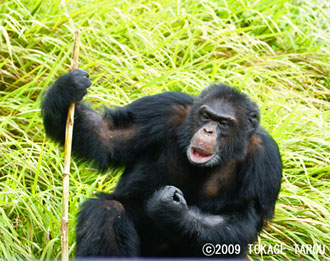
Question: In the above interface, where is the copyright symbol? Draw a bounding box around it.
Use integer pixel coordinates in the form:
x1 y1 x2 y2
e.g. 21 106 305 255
202 243 215 256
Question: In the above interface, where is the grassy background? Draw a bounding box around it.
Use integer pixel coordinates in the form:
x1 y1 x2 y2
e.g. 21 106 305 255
1 0 329 259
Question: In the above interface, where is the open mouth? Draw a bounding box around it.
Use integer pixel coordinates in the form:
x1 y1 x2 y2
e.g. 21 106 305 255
189 146 214 164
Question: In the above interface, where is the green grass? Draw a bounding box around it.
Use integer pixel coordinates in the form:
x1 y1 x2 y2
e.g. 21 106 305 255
0 0 329 259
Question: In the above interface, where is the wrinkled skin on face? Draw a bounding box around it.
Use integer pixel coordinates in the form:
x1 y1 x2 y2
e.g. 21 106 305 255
188 121 218 165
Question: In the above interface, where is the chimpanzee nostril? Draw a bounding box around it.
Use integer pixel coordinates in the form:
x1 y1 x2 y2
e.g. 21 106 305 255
203 127 213 135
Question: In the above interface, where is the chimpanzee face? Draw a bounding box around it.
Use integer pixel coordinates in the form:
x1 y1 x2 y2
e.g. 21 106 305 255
186 86 260 168
187 99 239 167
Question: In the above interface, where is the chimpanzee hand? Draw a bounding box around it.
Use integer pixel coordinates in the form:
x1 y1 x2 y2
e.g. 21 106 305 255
146 186 188 218
54 69 91 102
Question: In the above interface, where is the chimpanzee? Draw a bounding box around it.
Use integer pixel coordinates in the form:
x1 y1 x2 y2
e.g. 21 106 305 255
41 69 282 257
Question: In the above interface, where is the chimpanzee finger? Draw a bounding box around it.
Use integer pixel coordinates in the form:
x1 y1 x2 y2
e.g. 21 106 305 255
173 191 187 206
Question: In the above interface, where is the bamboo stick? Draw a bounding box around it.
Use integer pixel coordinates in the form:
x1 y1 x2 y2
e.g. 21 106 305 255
61 30 81 261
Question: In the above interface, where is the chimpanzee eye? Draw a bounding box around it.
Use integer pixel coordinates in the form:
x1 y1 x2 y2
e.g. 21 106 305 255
219 119 229 127
201 112 210 121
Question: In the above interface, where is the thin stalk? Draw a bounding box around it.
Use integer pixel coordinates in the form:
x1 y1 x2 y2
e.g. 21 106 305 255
61 29 80 261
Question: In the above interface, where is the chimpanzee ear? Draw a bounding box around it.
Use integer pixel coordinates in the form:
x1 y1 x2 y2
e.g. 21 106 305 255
248 111 259 131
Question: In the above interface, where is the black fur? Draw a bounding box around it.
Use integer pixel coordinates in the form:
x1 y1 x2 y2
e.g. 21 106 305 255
41 70 282 257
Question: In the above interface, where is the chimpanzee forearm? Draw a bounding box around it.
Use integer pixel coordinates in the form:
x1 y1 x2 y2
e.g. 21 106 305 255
155 206 259 256
146 186 260 256
41 70 115 169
